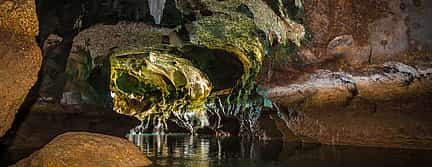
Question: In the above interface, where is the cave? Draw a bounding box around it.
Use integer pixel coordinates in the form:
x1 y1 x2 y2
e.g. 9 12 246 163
182 46 244 91
1 0 432 166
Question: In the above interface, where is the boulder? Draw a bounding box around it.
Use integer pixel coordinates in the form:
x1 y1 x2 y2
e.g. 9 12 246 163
0 0 41 137
0 0 39 36
13 132 152 167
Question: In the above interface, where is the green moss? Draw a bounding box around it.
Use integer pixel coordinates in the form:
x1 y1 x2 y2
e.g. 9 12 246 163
189 1 266 92
302 25 314 47
65 46 93 81
110 48 212 124
108 0 307 134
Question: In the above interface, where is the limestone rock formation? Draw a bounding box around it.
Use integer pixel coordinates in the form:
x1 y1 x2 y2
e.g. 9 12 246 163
0 0 41 137
62 0 305 133
267 63 432 149
110 49 213 131
300 0 431 67
256 0 432 149
71 23 172 64
13 132 152 167
6 0 430 151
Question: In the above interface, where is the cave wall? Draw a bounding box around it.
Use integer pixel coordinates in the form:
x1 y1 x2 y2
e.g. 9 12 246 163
263 0 432 149
31 0 432 150
262 0 431 86
302 0 430 64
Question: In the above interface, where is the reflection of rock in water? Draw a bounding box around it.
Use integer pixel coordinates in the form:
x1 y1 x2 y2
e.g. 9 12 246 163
127 134 285 165
128 134 212 166
127 134 432 167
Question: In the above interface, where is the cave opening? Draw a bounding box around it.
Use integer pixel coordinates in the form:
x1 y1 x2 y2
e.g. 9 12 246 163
182 46 244 92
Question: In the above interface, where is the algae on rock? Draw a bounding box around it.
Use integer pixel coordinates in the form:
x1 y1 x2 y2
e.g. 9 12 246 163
110 48 212 131
107 0 306 134
184 0 305 135
189 0 306 92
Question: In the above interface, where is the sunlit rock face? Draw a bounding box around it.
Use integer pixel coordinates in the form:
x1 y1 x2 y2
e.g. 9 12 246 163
110 49 212 131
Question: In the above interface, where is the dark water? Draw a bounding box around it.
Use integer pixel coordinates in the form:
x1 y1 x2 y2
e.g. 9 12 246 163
129 134 432 167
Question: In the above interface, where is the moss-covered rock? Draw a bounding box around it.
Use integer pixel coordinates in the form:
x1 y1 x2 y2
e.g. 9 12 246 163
110 48 212 129
105 0 305 133
188 0 305 92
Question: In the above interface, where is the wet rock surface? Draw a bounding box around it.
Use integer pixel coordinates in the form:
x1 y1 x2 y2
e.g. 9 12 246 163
0 0 41 137
267 63 432 149
12 132 152 167
255 0 432 149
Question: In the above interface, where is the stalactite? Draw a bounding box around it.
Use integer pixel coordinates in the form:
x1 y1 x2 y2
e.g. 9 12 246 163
295 0 303 8
148 0 166 24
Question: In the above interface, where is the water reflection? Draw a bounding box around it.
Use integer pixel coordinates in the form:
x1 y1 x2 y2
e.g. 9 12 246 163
128 134 432 167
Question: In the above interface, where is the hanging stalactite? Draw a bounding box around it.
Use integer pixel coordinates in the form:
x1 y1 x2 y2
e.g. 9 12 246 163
148 0 166 24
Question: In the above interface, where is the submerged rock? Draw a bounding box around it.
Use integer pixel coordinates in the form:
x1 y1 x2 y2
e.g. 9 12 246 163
0 0 41 137
13 132 152 167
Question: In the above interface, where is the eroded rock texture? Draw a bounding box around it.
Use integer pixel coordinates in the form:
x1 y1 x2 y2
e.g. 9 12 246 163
303 0 430 65
0 0 41 137
268 63 432 149
260 0 432 149
13 132 152 167
54 0 305 134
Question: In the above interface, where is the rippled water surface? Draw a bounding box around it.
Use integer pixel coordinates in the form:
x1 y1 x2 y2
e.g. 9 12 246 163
129 134 432 167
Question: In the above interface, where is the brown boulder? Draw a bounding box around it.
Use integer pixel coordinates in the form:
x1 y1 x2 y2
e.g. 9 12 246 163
13 132 152 167
0 0 41 137
0 0 39 36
